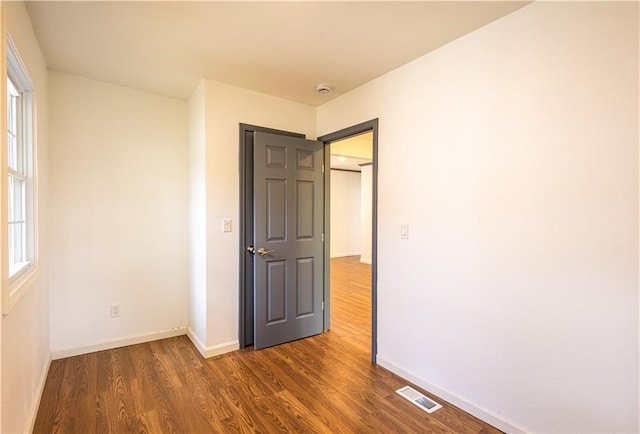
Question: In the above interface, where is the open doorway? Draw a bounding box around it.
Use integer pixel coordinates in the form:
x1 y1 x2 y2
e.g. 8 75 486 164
328 133 373 352
239 120 378 361
319 119 378 362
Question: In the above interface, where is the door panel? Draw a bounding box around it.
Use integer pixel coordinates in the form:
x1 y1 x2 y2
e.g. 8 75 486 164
296 257 314 317
296 181 314 239
266 260 286 324
266 178 287 241
253 131 324 350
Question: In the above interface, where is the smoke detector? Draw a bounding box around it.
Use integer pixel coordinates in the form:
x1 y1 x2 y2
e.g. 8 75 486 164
316 83 332 94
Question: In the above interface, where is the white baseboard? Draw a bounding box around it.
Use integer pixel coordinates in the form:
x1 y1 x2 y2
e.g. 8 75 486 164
187 327 207 355
187 328 238 359
26 352 52 433
330 252 361 258
204 341 239 358
51 327 188 360
376 355 529 434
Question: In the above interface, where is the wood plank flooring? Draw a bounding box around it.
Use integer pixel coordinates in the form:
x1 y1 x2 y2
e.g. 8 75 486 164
34 256 501 433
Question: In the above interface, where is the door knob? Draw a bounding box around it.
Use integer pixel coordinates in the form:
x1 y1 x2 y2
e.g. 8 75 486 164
256 247 274 256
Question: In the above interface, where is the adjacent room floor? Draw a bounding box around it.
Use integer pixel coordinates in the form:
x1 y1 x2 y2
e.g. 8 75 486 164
33 256 501 433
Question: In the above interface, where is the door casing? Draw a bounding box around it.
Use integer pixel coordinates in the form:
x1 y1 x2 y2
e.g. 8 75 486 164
318 119 378 363
239 119 379 362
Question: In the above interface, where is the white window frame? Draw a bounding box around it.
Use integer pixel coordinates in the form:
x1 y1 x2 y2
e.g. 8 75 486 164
2 32 39 314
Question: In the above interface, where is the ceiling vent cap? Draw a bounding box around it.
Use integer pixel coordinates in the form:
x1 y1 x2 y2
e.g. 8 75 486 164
316 83 332 94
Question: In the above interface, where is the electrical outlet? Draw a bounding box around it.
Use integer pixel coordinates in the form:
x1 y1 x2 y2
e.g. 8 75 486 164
110 304 120 318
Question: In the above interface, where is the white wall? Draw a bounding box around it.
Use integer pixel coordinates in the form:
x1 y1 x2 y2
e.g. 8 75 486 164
1 2 51 433
330 170 361 258
199 80 316 353
360 164 372 264
187 80 208 353
317 2 639 433
48 71 189 356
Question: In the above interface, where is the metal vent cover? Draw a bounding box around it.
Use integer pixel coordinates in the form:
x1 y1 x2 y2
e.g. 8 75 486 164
396 386 442 413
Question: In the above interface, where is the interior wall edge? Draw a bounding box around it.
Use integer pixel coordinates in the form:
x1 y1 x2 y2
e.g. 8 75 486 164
187 326 207 357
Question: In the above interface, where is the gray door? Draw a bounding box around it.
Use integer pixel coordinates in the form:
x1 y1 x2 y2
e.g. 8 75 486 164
252 131 324 350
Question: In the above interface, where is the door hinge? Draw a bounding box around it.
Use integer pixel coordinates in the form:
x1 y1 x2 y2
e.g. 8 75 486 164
322 301 324 310
322 233 325 242
322 164 325 173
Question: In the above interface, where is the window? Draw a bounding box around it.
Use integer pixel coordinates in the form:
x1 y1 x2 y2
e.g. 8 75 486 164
7 75 27 276
3 34 37 312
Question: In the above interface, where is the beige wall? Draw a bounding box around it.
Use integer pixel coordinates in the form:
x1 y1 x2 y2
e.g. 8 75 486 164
187 80 207 352
1 2 50 432
330 170 361 258
318 2 639 432
360 164 372 264
48 71 189 356
4 2 638 432
188 79 316 355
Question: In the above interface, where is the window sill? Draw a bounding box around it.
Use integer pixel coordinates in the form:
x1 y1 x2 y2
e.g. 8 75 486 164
9 261 30 278
3 264 39 315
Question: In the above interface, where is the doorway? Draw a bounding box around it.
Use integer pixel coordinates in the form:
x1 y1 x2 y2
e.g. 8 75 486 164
318 119 378 363
327 132 373 354
239 119 378 361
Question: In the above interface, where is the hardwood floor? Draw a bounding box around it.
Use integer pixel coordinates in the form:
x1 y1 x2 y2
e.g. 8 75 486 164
34 256 501 433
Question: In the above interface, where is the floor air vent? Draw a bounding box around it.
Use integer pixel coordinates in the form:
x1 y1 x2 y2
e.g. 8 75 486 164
396 386 442 413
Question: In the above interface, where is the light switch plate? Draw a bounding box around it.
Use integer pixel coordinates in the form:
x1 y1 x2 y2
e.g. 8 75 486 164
400 224 409 239
222 218 232 233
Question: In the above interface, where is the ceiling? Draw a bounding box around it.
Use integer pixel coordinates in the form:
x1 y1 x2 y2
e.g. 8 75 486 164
330 154 370 172
331 131 373 171
331 131 373 160
25 1 529 106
